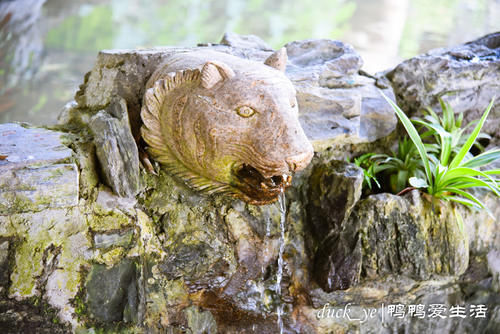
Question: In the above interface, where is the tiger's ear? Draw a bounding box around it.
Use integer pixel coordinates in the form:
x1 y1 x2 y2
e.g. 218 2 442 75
201 61 235 89
264 47 287 72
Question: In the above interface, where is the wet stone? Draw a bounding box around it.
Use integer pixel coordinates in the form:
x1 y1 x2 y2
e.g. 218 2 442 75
0 123 73 169
285 39 397 151
93 228 134 249
0 299 70 334
89 97 141 198
0 123 78 214
219 32 273 51
0 239 9 293
387 32 500 144
488 250 500 292
184 306 218 334
306 159 363 246
314 191 469 292
86 259 137 323
0 163 79 214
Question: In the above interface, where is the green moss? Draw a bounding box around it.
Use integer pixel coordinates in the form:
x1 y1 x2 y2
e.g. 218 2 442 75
163 279 189 305
6 208 87 302
95 247 126 266
9 238 45 297
87 199 134 231
0 177 76 215
73 142 100 201
0 193 34 215
71 266 90 323
74 294 86 316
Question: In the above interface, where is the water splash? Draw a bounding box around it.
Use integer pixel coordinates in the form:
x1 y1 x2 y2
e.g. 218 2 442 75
276 186 286 334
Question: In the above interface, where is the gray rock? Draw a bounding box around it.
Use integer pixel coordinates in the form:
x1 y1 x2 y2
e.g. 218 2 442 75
89 97 141 197
0 163 79 214
0 123 73 169
488 249 500 292
304 274 499 334
86 259 137 323
0 239 9 293
460 191 500 255
485 306 500 334
94 188 137 217
305 159 363 246
184 306 218 334
93 228 134 249
308 159 365 292
74 46 194 140
286 39 364 85
158 240 229 285
387 32 500 144
314 191 469 292
0 240 8 268
0 123 78 214
313 225 362 292
4 207 88 304
219 32 273 51
0 299 70 334
285 39 397 151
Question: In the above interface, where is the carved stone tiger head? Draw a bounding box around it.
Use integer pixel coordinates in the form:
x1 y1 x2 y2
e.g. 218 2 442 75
141 49 313 204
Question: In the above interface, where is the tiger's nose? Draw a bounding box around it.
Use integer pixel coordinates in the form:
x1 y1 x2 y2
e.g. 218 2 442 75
285 148 314 172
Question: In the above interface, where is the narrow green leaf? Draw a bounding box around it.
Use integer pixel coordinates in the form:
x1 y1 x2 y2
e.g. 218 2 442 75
441 187 485 208
457 112 463 128
412 118 453 166
483 169 500 175
439 98 451 130
439 167 499 190
424 106 439 121
440 174 500 196
449 98 495 169
462 149 500 168
397 170 409 191
381 92 433 188
444 195 483 210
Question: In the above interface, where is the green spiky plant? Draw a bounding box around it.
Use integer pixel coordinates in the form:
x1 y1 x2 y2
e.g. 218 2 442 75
381 93 500 211
412 98 490 163
371 137 426 194
350 153 381 190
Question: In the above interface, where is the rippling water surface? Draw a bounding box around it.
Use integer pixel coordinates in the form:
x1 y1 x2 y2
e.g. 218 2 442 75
0 0 498 125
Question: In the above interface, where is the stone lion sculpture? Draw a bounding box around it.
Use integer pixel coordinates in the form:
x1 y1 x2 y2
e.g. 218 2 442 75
141 48 314 204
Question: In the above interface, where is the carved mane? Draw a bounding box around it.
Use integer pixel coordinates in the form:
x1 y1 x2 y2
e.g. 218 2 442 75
140 69 233 195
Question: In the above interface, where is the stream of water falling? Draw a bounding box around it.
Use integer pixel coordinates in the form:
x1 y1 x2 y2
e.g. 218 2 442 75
276 188 286 334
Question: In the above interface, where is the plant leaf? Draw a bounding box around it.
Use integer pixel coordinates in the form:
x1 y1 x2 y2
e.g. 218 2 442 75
444 195 483 210
381 92 433 189
439 167 500 191
483 169 500 175
440 174 500 196
409 176 428 188
441 187 485 208
462 149 500 168
449 98 495 169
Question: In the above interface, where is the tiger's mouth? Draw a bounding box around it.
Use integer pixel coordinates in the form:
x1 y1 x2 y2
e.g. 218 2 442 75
232 164 292 205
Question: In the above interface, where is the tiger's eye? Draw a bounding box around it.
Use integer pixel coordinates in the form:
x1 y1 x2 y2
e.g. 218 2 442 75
236 106 256 118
